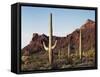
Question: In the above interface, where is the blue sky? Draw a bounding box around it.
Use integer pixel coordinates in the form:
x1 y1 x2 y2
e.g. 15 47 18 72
21 6 95 48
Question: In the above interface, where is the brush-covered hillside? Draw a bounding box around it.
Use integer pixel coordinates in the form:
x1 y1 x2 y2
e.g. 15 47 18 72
21 19 96 71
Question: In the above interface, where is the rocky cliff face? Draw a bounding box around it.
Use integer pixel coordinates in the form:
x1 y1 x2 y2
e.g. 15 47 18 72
22 19 95 56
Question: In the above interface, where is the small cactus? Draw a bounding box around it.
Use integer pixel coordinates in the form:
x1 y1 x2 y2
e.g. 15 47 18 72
43 13 57 66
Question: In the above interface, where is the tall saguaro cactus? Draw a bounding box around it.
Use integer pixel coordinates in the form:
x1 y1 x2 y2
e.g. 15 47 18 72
79 28 82 59
67 36 71 59
43 13 57 66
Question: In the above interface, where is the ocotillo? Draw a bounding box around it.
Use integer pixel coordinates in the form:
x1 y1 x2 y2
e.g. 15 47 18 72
79 28 82 59
43 13 57 66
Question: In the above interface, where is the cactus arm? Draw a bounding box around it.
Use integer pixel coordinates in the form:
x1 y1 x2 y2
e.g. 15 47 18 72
52 40 57 49
42 13 57 67
43 41 48 51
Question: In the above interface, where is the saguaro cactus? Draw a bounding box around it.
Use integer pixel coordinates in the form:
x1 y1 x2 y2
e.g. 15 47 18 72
58 49 61 60
43 13 57 66
68 43 70 59
79 28 82 59
67 36 71 59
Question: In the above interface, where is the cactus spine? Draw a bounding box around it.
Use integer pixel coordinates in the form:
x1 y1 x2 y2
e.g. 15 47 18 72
79 28 82 59
43 13 57 66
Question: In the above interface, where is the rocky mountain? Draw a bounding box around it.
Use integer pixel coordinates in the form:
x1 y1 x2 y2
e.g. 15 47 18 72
22 19 95 56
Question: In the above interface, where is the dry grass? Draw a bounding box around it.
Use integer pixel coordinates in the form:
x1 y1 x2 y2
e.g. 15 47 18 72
21 48 95 71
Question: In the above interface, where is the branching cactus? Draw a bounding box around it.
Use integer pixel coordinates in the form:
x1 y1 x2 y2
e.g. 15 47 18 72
43 13 57 66
79 28 82 59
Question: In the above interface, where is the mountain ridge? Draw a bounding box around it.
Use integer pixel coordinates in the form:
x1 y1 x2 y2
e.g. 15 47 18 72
22 19 95 56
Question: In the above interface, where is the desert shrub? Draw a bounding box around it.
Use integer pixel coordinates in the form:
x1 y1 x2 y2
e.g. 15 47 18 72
21 55 31 64
82 49 95 59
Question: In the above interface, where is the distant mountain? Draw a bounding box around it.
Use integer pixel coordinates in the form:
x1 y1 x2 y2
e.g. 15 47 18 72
22 19 95 56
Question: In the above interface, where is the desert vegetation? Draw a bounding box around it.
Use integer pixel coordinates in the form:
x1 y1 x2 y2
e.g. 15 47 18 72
21 14 96 71
21 48 95 71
